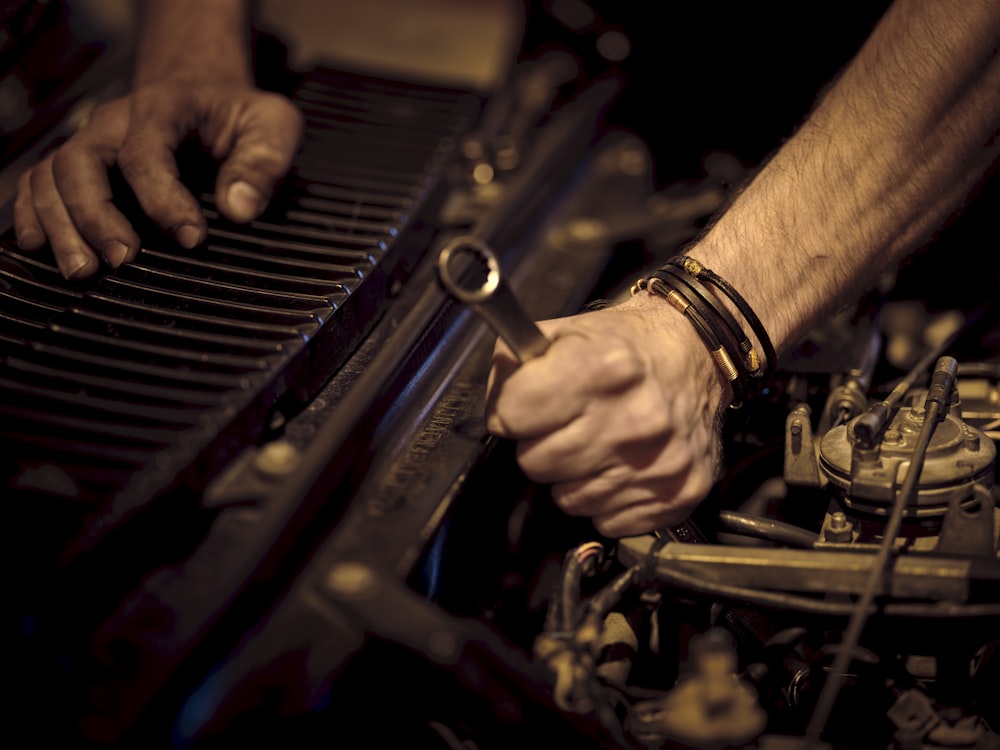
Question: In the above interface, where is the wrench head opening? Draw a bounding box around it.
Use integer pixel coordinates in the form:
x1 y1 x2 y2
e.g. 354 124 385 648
437 236 502 303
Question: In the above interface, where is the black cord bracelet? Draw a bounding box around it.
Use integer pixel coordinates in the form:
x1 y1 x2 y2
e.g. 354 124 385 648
652 265 761 379
631 254 777 408
648 268 752 396
664 255 777 381
632 275 747 409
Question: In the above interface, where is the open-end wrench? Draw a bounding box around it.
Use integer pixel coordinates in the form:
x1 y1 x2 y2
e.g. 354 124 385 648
436 235 550 363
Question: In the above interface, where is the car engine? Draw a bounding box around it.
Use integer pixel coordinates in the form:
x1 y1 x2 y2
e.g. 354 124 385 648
3 2 998 749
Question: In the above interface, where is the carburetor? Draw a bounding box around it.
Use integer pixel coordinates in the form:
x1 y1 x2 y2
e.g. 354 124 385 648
817 364 997 551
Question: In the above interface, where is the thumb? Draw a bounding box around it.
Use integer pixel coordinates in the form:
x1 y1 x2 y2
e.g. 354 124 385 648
214 92 304 223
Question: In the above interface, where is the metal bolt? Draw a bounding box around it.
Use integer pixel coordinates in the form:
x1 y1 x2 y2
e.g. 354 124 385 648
963 427 981 451
326 562 378 600
428 631 457 661
566 218 606 243
825 511 853 543
253 440 300 478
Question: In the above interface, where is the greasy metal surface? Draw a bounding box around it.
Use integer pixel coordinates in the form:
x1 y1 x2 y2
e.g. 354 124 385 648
616 535 1000 603
1 65 483 562
819 406 996 512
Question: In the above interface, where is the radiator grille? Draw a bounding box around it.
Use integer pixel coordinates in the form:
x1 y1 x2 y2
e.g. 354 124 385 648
0 66 482 556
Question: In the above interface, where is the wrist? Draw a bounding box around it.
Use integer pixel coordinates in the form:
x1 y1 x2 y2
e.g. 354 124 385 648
134 0 253 87
626 250 781 409
680 232 790 362
617 290 732 411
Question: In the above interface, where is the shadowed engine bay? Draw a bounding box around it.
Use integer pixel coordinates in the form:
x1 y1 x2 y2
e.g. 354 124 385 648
3 2 999 749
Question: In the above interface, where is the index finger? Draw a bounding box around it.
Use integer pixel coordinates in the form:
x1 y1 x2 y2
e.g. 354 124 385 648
115 90 207 247
485 328 643 439
50 133 142 267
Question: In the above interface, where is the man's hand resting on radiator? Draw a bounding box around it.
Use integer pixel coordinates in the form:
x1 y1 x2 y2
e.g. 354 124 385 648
13 84 303 280
12 0 303 280
484 292 728 539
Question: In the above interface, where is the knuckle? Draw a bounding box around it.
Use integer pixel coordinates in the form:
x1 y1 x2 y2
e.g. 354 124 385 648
75 215 113 248
27 163 58 209
85 97 129 131
226 140 297 187
17 167 34 192
260 91 305 129
592 516 618 537
233 144 286 179
116 140 157 181
275 94 305 130
600 338 644 379
49 146 83 187
550 484 587 515
687 462 717 499
659 441 694 476
630 403 671 440
27 158 50 188
516 451 550 484
552 475 616 516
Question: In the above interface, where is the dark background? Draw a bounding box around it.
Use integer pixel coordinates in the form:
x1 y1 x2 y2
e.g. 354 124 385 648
552 2 893 184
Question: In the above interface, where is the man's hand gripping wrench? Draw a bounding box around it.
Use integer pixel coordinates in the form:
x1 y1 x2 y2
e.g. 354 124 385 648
436 235 549 362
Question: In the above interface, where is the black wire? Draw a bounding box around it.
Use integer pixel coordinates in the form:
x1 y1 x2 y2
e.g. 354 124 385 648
579 567 643 633
804 396 944 743
556 548 586 632
716 510 819 548
664 254 778 383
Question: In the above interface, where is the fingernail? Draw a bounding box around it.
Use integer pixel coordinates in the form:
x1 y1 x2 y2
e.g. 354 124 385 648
65 252 94 279
102 240 130 267
16 228 43 249
175 224 202 249
484 414 507 437
227 181 263 222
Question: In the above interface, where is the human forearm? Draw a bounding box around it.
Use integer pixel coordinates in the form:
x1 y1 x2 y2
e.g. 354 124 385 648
484 0 1000 537
671 0 1000 357
134 0 253 86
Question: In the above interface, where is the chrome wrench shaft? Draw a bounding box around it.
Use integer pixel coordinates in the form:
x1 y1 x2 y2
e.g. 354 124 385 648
437 235 550 362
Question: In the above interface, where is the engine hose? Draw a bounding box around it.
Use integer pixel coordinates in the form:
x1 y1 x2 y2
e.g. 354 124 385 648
544 541 606 635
